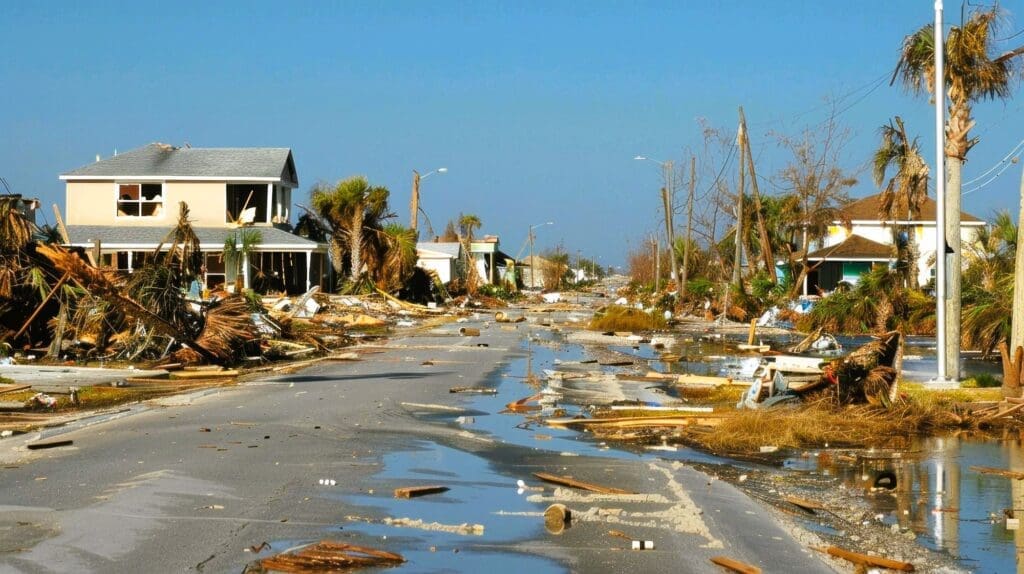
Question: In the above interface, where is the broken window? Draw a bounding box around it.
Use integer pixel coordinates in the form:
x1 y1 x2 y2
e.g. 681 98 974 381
271 185 291 224
116 183 163 217
205 252 226 289
226 184 268 224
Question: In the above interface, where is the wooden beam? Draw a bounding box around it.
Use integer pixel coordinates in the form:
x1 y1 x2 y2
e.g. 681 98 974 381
532 472 635 495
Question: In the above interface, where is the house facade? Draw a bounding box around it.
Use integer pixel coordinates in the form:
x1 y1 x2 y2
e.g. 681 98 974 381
415 242 462 284
60 143 329 294
795 193 986 295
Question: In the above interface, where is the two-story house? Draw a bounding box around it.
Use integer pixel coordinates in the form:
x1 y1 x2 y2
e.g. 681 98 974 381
795 193 986 295
59 143 329 294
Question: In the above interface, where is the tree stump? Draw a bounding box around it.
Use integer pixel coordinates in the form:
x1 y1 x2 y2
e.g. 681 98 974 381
999 342 1024 398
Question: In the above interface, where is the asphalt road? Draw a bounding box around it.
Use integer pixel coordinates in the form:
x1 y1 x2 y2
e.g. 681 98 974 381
0 317 837 574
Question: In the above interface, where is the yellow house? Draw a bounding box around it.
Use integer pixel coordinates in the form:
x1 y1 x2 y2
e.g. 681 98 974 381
59 142 329 294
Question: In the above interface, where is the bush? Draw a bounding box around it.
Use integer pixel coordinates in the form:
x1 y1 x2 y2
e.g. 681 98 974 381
961 373 1001 388
588 305 666 332
477 283 521 301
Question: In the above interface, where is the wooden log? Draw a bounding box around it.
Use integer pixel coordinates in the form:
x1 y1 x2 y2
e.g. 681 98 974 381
784 495 826 513
544 503 571 534
546 414 725 429
532 471 636 495
0 385 31 395
710 556 762 574
459 327 480 337
814 545 914 572
27 439 74 450
449 387 498 395
970 465 1024 480
393 485 449 499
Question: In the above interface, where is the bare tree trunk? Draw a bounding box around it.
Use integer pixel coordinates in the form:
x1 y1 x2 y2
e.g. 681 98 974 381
945 157 962 379
349 206 364 282
680 155 695 298
732 117 745 288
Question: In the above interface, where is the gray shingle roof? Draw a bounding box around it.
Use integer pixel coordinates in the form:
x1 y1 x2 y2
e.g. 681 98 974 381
66 225 324 251
61 143 298 186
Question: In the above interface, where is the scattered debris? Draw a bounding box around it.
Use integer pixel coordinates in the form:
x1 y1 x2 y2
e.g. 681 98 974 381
449 387 498 395
970 465 1024 480
630 540 655 550
459 327 481 337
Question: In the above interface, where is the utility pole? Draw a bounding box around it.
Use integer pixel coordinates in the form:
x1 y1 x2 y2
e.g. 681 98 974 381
529 227 536 289
738 106 775 281
732 116 746 288
660 161 679 291
1012 163 1024 368
933 0 950 383
410 170 421 234
681 155 696 297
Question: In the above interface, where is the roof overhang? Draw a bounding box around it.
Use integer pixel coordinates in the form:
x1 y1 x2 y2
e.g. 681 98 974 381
60 175 286 183
838 219 986 227
67 241 326 253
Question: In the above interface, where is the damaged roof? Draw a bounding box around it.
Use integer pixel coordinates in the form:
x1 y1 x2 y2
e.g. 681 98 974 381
66 225 324 251
416 242 461 259
840 193 982 223
61 143 298 186
803 234 892 261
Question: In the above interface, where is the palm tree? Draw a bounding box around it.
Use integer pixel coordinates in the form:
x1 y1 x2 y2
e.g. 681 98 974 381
873 116 929 290
962 211 1016 355
364 223 418 293
894 6 1023 374
310 176 391 283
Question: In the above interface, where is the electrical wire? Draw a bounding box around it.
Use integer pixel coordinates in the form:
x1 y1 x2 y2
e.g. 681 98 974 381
961 136 1024 186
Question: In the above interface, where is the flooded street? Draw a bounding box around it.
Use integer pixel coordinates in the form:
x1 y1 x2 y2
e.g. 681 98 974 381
338 319 1022 573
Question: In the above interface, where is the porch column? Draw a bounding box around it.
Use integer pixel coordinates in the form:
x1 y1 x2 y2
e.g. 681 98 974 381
802 272 808 297
266 184 273 224
127 251 134 273
305 251 312 292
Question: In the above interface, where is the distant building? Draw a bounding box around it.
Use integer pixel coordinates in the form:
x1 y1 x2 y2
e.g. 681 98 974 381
59 143 329 294
789 193 985 295
415 242 462 284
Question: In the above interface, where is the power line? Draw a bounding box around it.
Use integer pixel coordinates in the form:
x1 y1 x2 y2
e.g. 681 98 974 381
962 136 1024 186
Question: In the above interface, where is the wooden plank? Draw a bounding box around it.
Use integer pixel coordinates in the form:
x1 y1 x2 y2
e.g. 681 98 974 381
546 414 725 429
970 465 1024 480
532 471 636 495
814 545 914 572
710 556 762 574
676 373 742 387
393 485 450 499
0 385 31 395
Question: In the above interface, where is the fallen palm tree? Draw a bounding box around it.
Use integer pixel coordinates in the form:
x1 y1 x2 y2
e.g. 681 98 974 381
256 540 404 572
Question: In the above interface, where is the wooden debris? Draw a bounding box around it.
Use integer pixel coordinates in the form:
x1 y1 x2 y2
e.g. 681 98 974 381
171 370 239 380
784 495 826 513
393 485 450 499
813 545 914 572
980 402 1024 422
27 439 74 450
710 556 762 574
449 387 498 395
970 465 1024 480
676 373 741 387
459 327 481 337
607 529 632 540
598 359 634 366
506 393 543 413
532 471 636 495
260 540 404 572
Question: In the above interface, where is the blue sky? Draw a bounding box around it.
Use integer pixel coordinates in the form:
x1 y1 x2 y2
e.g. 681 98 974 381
2 1 1023 267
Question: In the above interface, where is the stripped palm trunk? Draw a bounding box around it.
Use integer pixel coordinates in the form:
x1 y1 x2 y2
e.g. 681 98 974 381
349 203 364 282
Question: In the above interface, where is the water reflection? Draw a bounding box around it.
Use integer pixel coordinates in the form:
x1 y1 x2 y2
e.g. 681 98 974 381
791 435 1024 572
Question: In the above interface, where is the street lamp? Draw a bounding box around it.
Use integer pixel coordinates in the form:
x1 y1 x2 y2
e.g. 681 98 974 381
411 167 448 235
635 155 679 290
528 221 554 289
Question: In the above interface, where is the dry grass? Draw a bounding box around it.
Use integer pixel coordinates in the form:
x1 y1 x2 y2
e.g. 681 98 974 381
588 305 666 332
676 385 746 404
685 399 968 454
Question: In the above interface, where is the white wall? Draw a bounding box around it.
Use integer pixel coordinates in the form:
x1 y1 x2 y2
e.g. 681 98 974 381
416 257 454 284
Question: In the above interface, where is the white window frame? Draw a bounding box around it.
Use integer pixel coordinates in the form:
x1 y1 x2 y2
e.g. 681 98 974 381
114 182 165 220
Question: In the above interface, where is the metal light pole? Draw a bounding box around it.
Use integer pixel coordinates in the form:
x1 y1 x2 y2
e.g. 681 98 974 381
635 156 679 290
933 0 949 384
528 221 554 289
410 167 447 235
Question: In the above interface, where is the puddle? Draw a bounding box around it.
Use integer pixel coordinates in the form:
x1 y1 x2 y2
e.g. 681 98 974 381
333 442 563 573
785 435 1024 572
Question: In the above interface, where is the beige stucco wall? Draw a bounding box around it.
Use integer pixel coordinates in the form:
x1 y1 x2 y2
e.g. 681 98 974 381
65 180 228 226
